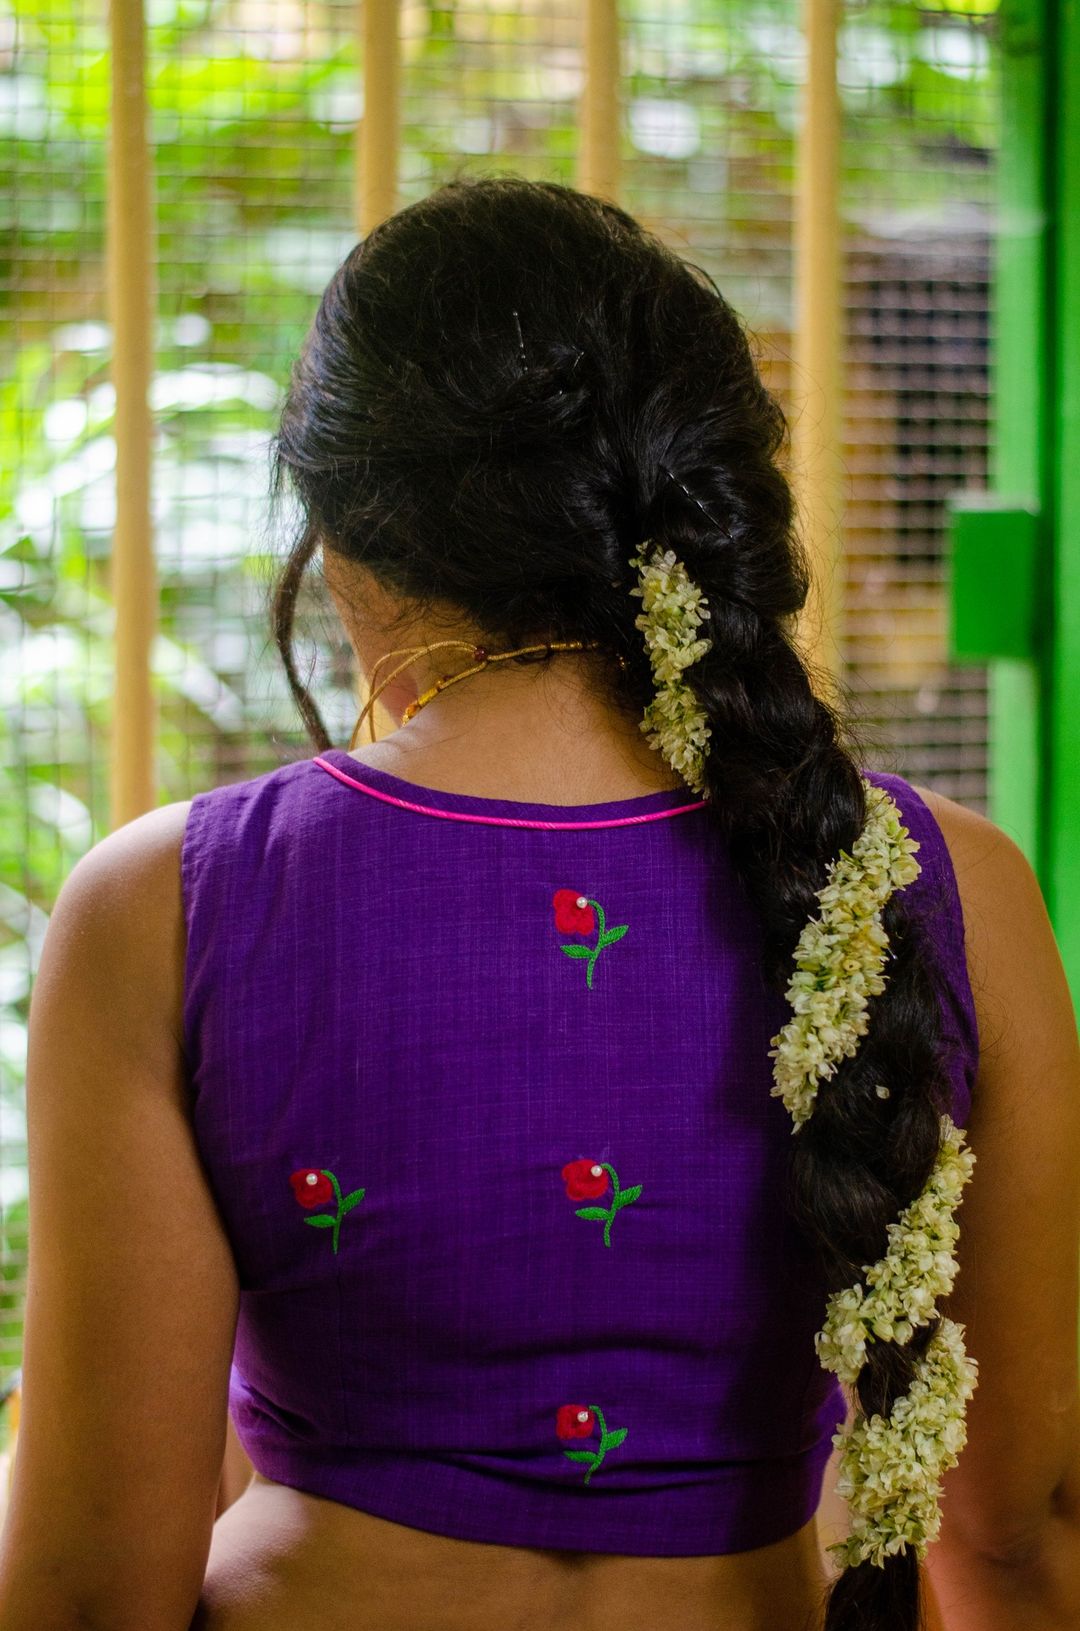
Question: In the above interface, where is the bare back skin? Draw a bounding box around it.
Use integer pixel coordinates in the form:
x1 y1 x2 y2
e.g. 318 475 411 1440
4 630 1080 1631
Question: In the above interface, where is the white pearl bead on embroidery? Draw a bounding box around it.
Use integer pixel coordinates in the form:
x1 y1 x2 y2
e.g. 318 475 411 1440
306 1172 319 1184
577 1410 590 1422
576 895 588 908
590 1165 603 1176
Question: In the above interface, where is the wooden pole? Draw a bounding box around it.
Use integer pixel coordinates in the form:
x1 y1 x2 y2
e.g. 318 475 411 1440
106 0 157 828
792 0 844 696
351 0 401 743
357 0 400 236
578 0 621 202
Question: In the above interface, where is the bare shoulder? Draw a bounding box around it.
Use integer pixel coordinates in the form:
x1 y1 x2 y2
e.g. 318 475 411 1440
65 796 194 895
54 799 195 1044
908 778 1027 900
907 782 1062 1060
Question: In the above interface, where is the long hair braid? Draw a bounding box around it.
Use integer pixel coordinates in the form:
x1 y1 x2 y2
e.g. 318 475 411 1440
266 174 975 1631
636 457 964 1630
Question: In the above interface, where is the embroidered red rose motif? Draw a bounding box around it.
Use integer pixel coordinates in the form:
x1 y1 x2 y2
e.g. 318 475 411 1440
561 1159 609 1202
290 1169 334 1208
289 1167 366 1255
556 1404 595 1438
553 889 595 935
556 1402 628 1486
561 1159 642 1247
552 889 628 989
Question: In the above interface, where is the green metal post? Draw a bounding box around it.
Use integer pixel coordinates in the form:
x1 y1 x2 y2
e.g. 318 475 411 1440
948 0 1080 1005
1050 0 1080 992
988 0 1051 865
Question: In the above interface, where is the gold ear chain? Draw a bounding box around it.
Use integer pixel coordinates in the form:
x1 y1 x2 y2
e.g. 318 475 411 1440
348 638 625 749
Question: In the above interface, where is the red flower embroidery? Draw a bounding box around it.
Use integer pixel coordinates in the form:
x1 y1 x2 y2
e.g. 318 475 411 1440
289 1167 366 1254
552 890 628 989
553 888 595 935
556 1404 595 1439
561 1159 642 1246
556 1402 628 1486
561 1159 610 1202
290 1168 334 1208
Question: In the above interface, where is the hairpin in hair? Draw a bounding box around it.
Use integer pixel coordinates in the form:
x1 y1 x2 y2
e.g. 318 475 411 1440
659 462 722 529
511 309 528 374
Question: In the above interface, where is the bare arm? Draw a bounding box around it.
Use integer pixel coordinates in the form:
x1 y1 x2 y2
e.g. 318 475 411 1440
913 785 1080 1630
0 800 240 1631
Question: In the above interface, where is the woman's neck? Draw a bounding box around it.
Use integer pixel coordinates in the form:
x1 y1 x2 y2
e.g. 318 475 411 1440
344 665 687 804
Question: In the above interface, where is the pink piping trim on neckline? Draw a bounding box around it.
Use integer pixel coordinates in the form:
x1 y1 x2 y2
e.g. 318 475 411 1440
311 756 709 829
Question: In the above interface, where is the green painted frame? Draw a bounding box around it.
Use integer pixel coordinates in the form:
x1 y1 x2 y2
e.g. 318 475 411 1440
947 0 1080 1006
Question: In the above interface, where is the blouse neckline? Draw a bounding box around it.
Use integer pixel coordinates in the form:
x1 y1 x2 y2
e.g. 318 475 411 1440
311 750 711 830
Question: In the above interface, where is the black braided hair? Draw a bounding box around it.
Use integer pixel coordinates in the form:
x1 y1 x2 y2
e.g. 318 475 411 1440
267 174 961 1630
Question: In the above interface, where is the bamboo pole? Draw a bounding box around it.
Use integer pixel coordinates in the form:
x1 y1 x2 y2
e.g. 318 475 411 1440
106 0 157 828
792 0 844 696
357 0 400 236
351 0 400 743
578 0 621 202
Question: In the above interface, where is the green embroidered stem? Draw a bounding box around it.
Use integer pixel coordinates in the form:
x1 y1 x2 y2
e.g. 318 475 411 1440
301 1169 366 1255
559 896 629 989
573 1163 643 1247
318 1168 338 1254
601 1160 618 1246
588 900 606 990
323 1168 342 1253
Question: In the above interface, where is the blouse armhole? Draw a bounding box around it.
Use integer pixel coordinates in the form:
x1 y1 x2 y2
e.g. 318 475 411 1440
867 771 981 1129
180 785 234 1086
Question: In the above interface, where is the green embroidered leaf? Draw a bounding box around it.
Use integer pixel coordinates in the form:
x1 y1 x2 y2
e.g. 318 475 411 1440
616 1185 642 1206
560 944 593 959
603 1428 628 1449
598 924 629 947
303 1214 336 1229
562 1450 598 1466
340 1188 366 1213
574 1206 609 1221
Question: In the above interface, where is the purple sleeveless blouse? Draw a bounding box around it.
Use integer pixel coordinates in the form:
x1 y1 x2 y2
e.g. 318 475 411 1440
181 750 979 1556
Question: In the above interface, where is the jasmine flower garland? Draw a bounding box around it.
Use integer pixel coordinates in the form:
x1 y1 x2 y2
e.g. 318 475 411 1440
828 1315 979 1569
815 1115 977 1384
767 780 922 1129
628 541 714 797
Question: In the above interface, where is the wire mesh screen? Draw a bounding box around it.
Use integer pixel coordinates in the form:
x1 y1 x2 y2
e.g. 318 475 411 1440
0 0 999 1393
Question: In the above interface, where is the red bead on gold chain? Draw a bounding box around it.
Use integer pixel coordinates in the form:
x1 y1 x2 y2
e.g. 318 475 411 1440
388 639 604 729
